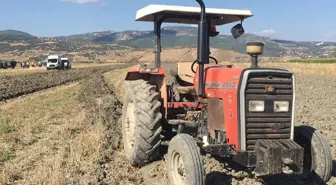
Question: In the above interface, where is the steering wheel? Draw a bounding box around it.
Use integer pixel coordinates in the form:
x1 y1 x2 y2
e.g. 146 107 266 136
191 56 219 73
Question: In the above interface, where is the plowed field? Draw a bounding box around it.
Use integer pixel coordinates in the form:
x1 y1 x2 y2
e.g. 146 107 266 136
0 65 128 101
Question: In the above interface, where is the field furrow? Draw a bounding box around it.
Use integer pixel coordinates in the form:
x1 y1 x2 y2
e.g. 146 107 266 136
0 65 130 101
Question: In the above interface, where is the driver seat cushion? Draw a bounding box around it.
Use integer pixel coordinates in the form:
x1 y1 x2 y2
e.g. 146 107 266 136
169 62 195 95
176 86 195 95
177 62 194 84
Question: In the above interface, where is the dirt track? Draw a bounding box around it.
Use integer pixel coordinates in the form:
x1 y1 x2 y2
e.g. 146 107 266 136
99 72 336 185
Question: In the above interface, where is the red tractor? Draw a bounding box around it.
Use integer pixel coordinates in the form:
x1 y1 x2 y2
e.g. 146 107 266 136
121 1 333 184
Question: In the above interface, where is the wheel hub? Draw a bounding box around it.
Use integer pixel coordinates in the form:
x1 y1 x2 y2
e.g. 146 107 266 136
172 151 186 185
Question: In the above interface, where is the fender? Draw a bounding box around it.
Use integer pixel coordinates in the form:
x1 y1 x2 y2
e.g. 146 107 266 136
125 67 168 119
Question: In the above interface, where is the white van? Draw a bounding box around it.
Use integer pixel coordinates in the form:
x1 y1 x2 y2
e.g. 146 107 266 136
46 55 61 70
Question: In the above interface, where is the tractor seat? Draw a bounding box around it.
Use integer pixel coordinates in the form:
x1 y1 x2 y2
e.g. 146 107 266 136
169 62 195 95
169 70 193 86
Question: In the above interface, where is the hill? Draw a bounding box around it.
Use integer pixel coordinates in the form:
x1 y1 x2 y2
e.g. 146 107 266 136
0 27 335 58
87 26 336 58
56 30 114 41
0 29 37 41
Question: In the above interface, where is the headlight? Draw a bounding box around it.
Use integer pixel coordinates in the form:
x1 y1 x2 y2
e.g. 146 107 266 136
274 101 289 112
249 101 265 112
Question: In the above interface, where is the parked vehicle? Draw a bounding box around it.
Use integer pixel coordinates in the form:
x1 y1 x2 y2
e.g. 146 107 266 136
61 57 72 69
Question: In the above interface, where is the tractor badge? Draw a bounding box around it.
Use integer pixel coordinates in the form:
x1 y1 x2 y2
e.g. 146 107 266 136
265 85 276 93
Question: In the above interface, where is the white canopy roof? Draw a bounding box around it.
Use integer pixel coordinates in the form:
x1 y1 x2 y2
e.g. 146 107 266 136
136 5 253 25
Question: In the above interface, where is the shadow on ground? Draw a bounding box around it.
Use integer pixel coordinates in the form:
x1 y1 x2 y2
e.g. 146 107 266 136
204 158 336 185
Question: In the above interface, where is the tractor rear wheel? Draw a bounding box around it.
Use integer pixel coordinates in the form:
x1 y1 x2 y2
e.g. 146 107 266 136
294 125 333 184
167 134 205 185
121 79 162 166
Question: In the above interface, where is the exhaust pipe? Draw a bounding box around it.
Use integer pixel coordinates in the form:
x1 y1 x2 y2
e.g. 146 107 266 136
196 0 207 97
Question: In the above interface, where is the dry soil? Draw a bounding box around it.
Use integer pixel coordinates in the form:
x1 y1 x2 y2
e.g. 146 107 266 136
0 64 335 185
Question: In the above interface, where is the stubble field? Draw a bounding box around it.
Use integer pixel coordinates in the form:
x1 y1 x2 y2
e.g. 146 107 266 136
0 62 335 185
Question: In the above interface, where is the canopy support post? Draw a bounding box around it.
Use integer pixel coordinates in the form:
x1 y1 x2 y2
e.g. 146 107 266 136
154 15 163 68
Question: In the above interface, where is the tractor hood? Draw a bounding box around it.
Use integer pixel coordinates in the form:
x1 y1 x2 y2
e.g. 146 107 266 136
193 64 243 97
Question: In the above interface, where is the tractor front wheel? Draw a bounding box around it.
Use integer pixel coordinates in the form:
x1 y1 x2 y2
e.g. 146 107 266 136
294 125 333 184
167 134 205 185
121 79 162 166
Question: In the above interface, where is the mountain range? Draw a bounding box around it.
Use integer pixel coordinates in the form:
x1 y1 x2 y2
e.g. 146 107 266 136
0 27 335 58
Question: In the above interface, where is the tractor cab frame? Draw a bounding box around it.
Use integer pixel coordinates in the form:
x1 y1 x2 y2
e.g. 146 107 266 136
135 3 253 69
125 3 253 117
121 1 333 185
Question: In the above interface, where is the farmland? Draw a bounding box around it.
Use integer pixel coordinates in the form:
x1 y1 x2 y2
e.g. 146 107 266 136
0 65 129 101
289 58 336 63
0 61 335 185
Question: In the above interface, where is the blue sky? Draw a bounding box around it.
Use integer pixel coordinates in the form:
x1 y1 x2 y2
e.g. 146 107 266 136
0 0 335 41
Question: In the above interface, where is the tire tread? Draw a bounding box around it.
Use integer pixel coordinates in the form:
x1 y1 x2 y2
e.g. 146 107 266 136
122 79 162 166
296 125 332 184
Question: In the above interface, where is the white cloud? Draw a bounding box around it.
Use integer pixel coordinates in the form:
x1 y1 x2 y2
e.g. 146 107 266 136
60 0 100 4
258 29 277 36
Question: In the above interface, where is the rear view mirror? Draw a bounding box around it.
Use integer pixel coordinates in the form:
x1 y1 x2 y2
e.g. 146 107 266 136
231 23 245 39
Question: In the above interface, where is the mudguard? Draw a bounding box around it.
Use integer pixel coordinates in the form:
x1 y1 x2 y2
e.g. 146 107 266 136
125 66 168 118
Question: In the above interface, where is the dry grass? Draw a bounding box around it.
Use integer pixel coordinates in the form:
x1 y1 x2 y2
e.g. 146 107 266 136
0 83 103 184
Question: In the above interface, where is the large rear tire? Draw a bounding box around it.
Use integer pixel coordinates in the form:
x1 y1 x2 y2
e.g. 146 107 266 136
167 134 205 185
121 79 162 166
294 125 333 184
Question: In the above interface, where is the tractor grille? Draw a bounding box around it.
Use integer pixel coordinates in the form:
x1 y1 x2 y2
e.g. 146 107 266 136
245 72 293 151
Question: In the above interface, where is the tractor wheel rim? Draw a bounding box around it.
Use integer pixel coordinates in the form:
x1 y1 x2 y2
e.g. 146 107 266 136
171 151 186 185
125 100 136 150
